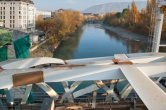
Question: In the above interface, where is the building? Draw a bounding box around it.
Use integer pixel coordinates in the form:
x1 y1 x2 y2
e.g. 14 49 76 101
36 10 51 20
0 0 36 31
0 20 2 26
51 9 65 17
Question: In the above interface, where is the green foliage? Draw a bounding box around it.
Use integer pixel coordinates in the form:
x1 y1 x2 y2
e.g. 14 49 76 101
115 12 121 18
0 29 12 46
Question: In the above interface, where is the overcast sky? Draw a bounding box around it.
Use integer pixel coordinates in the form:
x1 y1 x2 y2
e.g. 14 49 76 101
32 0 146 11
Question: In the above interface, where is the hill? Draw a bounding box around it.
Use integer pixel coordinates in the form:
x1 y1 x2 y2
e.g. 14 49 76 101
83 1 147 14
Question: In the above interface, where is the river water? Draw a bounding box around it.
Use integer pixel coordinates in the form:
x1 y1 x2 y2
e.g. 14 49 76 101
42 24 148 94
53 24 147 60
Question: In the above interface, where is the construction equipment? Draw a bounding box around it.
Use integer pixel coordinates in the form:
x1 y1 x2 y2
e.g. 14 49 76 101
148 0 166 52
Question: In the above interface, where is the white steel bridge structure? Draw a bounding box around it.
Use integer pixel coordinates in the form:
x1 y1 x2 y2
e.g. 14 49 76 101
0 53 166 110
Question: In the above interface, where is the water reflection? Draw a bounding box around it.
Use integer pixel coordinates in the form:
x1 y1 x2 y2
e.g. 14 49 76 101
53 26 84 60
54 24 147 60
104 29 147 53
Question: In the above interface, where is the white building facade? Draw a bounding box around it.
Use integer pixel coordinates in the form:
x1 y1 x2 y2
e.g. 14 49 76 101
0 0 36 31
36 10 51 20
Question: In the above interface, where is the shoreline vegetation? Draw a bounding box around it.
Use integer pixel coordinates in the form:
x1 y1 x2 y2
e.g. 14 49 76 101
30 10 85 57
103 0 166 41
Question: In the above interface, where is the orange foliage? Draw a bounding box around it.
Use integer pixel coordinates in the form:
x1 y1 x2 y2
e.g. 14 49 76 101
36 10 84 43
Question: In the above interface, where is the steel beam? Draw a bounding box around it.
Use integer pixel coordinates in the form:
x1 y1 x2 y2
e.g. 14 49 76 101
21 84 33 104
72 84 99 98
60 81 82 103
121 66 166 110
36 83 59 101
153 9 164 52
1 58 65 69
120 83 133 100
95 80 120 101
4 88 14 105
92 92 97 109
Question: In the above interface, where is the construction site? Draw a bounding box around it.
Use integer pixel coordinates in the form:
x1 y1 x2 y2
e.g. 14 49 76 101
1 0 166 110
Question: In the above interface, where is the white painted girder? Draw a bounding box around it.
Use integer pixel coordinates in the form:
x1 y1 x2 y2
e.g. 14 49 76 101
92 92 97 109
120 83 133 100
0 58 65 69
4 88 14 105
36 83 59 101
72 84 99 98
21 84 33 104
1 62 166 89
120 66 166 110
95 80 119 101
60 81 82 103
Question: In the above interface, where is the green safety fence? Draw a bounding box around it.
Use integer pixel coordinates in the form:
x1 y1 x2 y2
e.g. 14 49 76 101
14 35 31 58
0 46 8 62
0 46 7 95
14 35 34 103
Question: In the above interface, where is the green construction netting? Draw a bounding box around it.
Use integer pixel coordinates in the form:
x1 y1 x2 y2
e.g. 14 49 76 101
0 46 7 95
0 46 8 62
13 35 34 103
14 35 31 58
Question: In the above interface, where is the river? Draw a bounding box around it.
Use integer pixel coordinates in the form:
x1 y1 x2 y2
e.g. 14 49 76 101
53 24 147 60
36 24 148 94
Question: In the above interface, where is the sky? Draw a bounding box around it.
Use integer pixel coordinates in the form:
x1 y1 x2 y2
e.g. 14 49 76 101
32 0 145 11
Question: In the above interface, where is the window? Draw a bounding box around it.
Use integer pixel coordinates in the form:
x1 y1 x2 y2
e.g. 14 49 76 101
3 7 5 10
13 7 15 10
10 11 12 14
10 20 12 23
13 16 15 19
13 20 15 23
10 7 12 10
3 16 5 19
10 16 12 19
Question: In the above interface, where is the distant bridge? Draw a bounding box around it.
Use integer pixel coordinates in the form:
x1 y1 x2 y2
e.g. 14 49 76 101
85 19 104 24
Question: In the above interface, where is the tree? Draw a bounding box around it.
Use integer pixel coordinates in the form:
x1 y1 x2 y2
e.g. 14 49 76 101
130 0 139 25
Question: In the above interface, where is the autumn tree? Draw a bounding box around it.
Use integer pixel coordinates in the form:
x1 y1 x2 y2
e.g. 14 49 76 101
36 10 84 46
130 0 139 25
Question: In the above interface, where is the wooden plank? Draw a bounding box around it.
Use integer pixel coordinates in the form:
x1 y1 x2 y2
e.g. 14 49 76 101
0 66 3 69
13 71 44 87
121 66 166 110
55 107 66 110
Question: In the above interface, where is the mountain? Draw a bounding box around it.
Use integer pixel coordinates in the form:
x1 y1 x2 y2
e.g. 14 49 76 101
83 1 147 14
66 8 77 11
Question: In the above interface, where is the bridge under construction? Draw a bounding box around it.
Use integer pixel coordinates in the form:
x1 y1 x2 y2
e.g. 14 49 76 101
0 53 166 110
1 0 166 110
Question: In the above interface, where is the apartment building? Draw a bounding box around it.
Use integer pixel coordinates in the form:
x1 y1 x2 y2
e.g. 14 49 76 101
36 10 51 20
0 0 36 31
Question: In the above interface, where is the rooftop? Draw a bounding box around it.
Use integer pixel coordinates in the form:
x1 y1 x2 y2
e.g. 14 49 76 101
0 0 34 4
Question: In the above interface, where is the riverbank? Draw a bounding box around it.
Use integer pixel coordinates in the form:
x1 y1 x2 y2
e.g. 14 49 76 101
102 24 148 43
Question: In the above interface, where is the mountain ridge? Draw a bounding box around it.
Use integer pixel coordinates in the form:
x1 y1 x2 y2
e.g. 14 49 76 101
83 1 147 14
